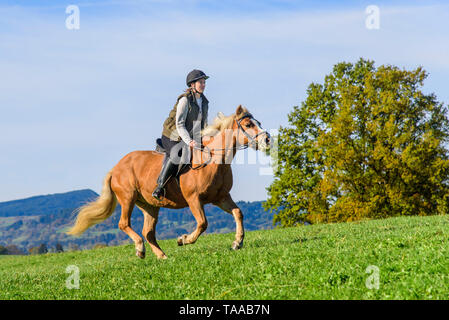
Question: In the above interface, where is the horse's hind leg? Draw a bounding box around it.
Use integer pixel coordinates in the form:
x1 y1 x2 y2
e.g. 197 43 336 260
136 202 167 259
116 192 146 259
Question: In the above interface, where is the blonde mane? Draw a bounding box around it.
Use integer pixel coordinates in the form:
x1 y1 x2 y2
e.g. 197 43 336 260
201 106 251 137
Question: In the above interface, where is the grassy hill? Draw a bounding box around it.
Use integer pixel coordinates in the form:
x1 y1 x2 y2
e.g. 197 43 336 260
1 214 449 299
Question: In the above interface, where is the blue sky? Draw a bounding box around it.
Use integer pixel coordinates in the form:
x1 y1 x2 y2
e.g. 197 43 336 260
1 0 448 202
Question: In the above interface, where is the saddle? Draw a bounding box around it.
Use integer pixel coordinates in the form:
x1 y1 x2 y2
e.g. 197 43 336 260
155 138 190 181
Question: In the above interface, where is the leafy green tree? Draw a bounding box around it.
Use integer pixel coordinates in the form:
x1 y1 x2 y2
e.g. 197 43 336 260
55 243 64 253
0 246 8 255
37 243 48 254
29 246 40 255
29 244 48 255
264 58 449 226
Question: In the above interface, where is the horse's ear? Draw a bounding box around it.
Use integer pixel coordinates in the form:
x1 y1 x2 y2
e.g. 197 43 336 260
236 105 244 116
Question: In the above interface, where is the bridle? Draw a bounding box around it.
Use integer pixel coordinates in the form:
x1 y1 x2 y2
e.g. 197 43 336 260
189 113 269 170
236 113 269 148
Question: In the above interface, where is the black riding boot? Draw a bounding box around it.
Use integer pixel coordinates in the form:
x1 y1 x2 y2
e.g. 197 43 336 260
152 155 177 201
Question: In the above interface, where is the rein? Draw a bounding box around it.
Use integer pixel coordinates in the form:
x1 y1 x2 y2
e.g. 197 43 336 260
189 113 267 170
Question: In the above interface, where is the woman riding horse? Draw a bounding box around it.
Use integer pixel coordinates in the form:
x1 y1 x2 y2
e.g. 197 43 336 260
66 72 271 259
152 69 210 201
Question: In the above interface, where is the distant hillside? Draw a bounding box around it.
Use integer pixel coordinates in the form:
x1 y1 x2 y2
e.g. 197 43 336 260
0 189 98 217
0 189 274 253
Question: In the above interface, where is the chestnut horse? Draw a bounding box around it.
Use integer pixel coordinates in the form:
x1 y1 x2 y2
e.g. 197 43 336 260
66 105 271 259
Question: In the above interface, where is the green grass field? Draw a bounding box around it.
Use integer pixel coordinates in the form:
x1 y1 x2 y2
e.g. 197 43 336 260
1 214 449 299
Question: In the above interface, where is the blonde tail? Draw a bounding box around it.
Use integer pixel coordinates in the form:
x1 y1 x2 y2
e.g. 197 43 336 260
66 171 117 236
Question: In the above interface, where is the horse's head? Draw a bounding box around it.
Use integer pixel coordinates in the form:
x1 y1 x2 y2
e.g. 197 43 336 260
234 105 271 152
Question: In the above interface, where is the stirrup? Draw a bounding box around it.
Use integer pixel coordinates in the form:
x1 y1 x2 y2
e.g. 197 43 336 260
152 186 166 201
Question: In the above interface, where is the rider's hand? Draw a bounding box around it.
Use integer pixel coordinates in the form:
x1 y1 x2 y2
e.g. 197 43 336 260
189 140 198 148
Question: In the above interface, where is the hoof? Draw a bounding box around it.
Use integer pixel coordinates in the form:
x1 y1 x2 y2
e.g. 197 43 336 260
177 235 187 246
232 241 243 250
136 250 146 259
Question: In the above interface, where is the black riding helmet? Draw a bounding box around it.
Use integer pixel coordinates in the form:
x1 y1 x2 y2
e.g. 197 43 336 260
186 69 209 87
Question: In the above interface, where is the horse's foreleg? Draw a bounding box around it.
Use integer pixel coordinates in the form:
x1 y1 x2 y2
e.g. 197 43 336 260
215 194 244 250
177 198 207 246
137 203 167 259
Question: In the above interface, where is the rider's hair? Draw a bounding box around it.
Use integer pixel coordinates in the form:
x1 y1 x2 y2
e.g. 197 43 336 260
185 83 200 94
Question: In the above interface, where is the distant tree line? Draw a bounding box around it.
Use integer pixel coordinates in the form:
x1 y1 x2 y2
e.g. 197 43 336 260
0 242 110 255
0 244 26 255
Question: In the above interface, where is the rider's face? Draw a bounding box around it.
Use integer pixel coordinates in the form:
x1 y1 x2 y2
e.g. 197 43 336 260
193 78 206 93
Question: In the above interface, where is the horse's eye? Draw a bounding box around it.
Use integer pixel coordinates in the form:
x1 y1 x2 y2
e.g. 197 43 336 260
245 123 252 128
